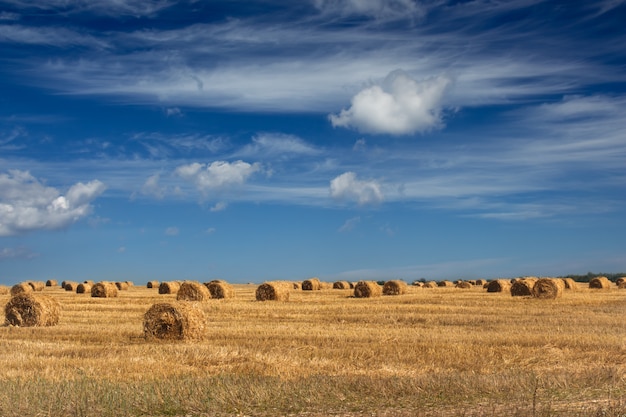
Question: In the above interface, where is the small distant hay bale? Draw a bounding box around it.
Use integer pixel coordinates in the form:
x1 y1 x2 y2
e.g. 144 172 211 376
319 281 333 289
125 281 134 287
455 281 473 289
205 280 235 299
354 281 382 298
115 282 129 291
437 280 454 287
10 283 33 296
423 281 438 288
76 283 92 294
615 277 626 287
411 281 424 287
475 279 487 286
159 281 181 294
177 281 211 301
45 279 58 287
256 281 291 301
510 278 538 297
91 282 118 298
0 285 9 295
83 280 95 285
619 282 626 289
292 282 302 290
4 293 60 327
486 279 511 293
301 278 321 291
143 302 205 341
27 281 45 292
589 276 611 289
64 282 79 291
333 281 351 289
532 278 565 299
147 281 159 289
561 278 577 290
383 280 407 295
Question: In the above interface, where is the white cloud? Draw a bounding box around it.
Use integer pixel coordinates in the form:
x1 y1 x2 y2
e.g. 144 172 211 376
0 246 38 260
210 201 227 212
339 216 361 232
329 70 451 135
205 227 216 234
165 226 179 236
175 160 261 191
141 173 166 199
330 172 383 205
0 170 105 236
117 246 126 253
312 0 424 21
236 133 320 158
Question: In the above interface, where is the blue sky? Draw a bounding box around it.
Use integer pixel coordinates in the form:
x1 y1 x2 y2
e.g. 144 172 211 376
1 0 625 284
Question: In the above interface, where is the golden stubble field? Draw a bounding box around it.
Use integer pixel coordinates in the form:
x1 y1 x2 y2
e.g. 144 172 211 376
0 282 625 416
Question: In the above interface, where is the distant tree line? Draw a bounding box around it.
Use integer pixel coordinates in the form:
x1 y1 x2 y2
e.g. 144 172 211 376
560 272 626 283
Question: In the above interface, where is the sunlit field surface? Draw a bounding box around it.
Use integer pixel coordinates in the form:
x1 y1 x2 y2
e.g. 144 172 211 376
0 282 624 416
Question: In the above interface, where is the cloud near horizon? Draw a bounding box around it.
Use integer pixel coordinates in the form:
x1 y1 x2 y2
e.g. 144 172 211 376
0 170 106 236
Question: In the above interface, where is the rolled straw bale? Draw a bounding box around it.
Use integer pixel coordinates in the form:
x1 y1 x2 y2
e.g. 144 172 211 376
510 278 538 297
147 280 159 289
423 281 438 288
532 278 564 299
437 280 454 287
83 280 95 285
455 281 473 289
475 279 487 286
411 281 424 287
45 279 58 287
292 282 302 290
319 281 333 289
60 281 67 288
177 281 211 301
10 283 33 296
143 302 206 341
333 281 351 289
115 281 129 291
91 282 118 298
561 278 577 291
205 280 234 299
159 281 181 294
383 280 408 295
615 277 626 287
64 282 79 292
76 283 92 294
301 277 321 291
354 281 382 298
256 281 291 301
486 279 511 293
27 281 45 292
589 276 611 289
125 281 134 287
4 293 60 327
0 285 9 295
619 282 626 289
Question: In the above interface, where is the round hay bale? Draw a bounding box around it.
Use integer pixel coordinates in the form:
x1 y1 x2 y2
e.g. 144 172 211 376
437 280 454 287
354 281 382 298
319 281 333 289
115 281 129 291
614 277 626 287
125 281 134 287
64 282 79 292
333 281 351 289
292 282 302 290
618 282 626 289
146 280 159 289
83 280 95 285
76 283 92 294
423 281 438 288
256 281 291 301
589 276 611 289
205 280 235 299
0 285 10 295
143 302 206 341
455 281 473 289
510 278 538 297
27 281 45 292
159 281 181 294
382 280 408 295
91 282 118 298
486 279 511 293
561 278 577 290
412 281 424 287
45 279 58 287
4 293 60 327
177 281 211 301
10 283 33 296
301 278 321 291
475 279 488 286
532 278 564 299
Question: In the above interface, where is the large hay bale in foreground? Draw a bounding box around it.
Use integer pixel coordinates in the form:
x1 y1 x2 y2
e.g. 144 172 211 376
510 278 538 297
486 279 511 293
532 278 565 299
589 276 611 289
10 283 33 296
383 280 408 295
76 283 92 294
256 282 291 301
45 279 58 287
147 280 159 289
91 282 118 298
354 281 382 298
333 281 351 289
177 281 211 301
143 302 206 341
301 278 321 291
159 281 181 294
205 280 235 299
5 293 60 327
561 278 577 290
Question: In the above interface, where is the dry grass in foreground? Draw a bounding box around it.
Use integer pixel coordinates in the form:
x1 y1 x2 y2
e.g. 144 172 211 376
0 283 625 416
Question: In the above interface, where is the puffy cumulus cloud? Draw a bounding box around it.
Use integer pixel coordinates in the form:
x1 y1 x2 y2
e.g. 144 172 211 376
329 70 450 135
330 172 383 205
0 170 105 236
175 160 261 191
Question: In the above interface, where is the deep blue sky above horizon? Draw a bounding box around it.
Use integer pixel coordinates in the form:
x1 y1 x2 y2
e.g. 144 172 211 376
1 0 625 284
